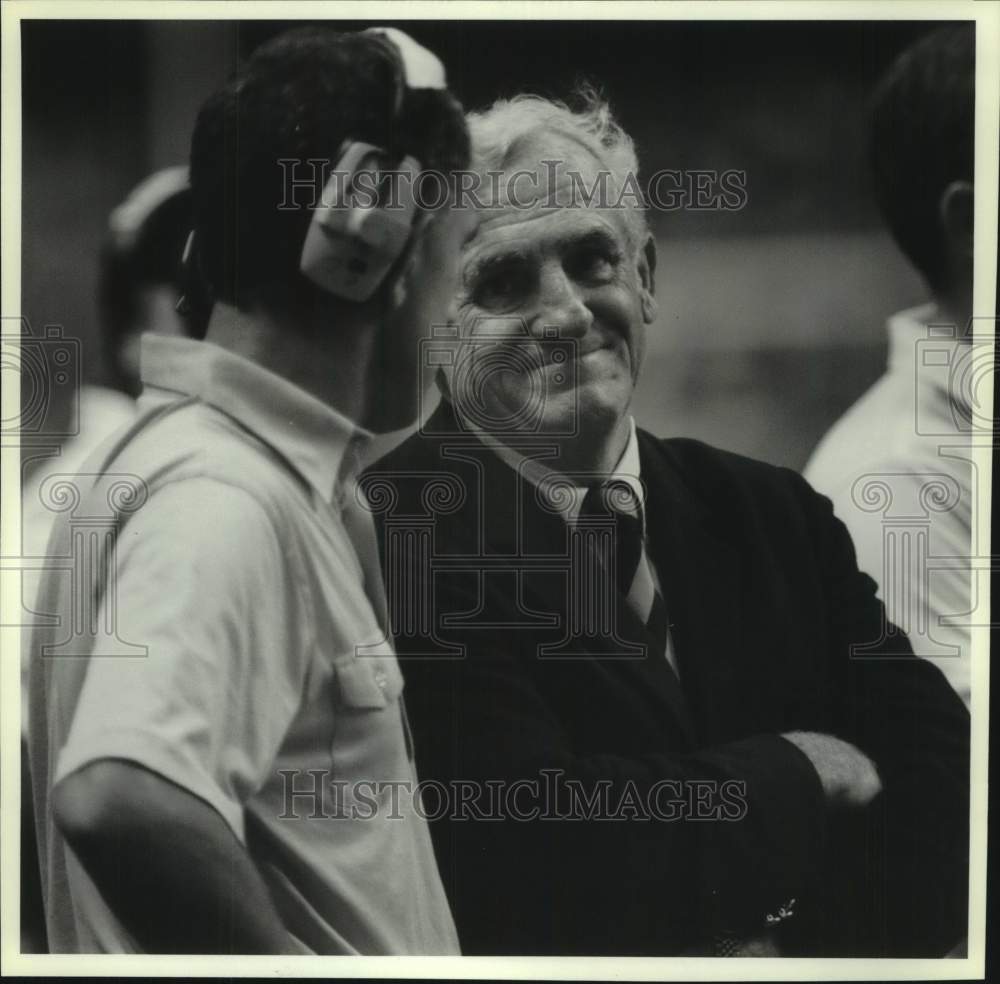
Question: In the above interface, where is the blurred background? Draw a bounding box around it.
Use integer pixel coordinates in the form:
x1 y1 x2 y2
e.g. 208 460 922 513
20 18 952 472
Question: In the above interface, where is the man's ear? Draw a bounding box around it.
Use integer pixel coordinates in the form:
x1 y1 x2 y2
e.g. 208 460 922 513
637 231 658 325
939 179 974 268
384 208 437 310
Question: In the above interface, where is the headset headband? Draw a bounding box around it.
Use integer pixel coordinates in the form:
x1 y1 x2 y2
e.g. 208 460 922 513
298 28 451 302
363 27 448 103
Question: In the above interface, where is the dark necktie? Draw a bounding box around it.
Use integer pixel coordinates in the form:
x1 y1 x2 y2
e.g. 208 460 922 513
579 480 674 674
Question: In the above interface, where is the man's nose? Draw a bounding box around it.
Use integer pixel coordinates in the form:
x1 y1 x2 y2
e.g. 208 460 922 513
530 264 593 339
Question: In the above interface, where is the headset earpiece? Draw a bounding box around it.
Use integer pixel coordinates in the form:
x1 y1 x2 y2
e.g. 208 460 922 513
300 142 422 301
297 28 447 303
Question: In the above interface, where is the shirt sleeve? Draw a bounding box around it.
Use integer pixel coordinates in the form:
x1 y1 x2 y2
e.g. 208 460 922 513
54 477 312 841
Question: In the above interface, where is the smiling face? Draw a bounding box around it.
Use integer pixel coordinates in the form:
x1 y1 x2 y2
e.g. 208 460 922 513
451 137 658 454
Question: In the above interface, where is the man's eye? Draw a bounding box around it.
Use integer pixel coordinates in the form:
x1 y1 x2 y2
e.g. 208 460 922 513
472 268 529 310
567 248 620 284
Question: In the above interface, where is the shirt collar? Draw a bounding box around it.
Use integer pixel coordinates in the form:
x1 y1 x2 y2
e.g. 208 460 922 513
886 302 973 418
139 332 371 502
475 415 645 528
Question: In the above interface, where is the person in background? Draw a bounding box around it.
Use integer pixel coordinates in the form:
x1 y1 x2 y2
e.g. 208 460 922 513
806 24 976 708
27 25 473 953
100 165 210 389
21 166 199 566
19 166 198 954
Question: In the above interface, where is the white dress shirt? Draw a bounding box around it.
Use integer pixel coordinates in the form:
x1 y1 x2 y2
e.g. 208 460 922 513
478 416 679 676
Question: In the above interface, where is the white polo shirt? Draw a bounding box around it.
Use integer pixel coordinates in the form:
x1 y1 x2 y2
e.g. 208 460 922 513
805 304 972 708
27 332 460 954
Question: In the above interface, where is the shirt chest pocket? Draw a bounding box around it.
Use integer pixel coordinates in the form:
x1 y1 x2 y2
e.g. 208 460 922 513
330 654 411 785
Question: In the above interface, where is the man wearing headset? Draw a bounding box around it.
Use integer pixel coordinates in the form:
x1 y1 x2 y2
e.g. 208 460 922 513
27 27 473 954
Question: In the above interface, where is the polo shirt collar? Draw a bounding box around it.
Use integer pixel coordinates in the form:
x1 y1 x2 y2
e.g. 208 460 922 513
887 302 973 419
139 332 370 501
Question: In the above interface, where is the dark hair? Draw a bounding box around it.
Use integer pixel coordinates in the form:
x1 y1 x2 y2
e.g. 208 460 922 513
189 26 469 308
869 24 975 293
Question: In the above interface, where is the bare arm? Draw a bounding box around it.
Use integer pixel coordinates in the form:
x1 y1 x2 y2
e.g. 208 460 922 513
53 759 298 954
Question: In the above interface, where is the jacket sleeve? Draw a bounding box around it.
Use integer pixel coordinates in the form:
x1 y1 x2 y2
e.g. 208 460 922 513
396 572 827 955
793 471 970 956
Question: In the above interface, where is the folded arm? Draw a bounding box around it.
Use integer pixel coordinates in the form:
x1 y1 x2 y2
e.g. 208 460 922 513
400 619 829 954
797 473 971 955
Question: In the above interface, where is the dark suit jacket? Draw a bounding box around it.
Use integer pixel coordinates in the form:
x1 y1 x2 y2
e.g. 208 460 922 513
365 399 970 956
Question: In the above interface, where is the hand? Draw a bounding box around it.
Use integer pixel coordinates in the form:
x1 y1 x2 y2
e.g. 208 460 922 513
710 928 784 957
781 731 882 808
731 931 784 957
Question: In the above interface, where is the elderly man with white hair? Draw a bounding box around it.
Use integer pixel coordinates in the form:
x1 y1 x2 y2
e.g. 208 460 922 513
364 92 969 958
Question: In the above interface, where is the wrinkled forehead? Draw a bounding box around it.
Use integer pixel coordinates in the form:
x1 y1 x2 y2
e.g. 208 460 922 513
464 133 633 253
474 132 612 213
461 206 626 279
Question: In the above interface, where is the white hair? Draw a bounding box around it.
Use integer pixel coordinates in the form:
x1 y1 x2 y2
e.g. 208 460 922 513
465 88 648 247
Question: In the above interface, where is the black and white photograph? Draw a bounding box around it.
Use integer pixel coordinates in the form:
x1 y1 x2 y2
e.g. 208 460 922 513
1 1 994 977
